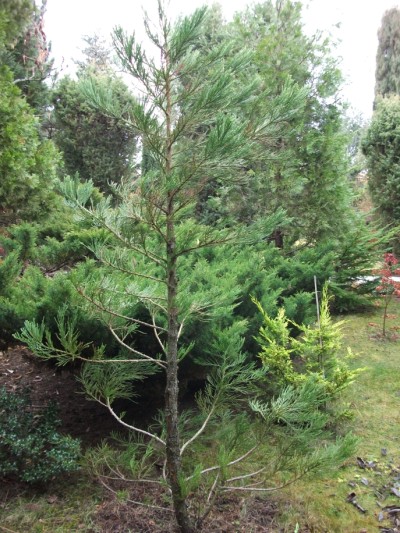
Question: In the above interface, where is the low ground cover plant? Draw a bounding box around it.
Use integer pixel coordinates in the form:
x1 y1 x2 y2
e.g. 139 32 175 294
0 387 81 484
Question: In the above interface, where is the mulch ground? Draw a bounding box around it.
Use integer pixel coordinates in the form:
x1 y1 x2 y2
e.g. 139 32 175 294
0 345 123 444
94 487 280 532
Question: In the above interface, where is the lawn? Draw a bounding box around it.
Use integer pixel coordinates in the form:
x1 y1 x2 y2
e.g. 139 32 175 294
278 297 400 532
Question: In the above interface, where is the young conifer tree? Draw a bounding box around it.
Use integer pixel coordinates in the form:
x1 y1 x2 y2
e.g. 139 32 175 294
16 3 355 531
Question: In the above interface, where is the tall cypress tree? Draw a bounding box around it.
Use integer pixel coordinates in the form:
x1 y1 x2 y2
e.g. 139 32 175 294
365 7 400 250
375 7 400 102
0 0 54 121
230 0 352 247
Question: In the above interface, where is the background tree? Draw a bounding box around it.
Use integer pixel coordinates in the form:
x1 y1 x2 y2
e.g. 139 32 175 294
75 33 113 73
0 2 57 223
0 0 34 45
9 0 53 119
0 0 53 122
375 7 400 103
344 110 368 179
52 36 137 195
173 0 377 313
362 95 400 250
0 66 59 225
221 0 354 247
363 7 400 252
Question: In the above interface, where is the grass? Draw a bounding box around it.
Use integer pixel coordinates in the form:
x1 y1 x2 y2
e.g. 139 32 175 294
1 297 399 532
0 474 102 533
277 297 400 532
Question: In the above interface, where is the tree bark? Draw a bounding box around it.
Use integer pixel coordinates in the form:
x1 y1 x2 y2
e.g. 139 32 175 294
272 228 284 249
165 228 193 532
164 49 194 532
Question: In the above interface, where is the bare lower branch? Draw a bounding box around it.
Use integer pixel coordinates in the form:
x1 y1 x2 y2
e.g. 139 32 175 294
180 403 217 455
96 254 167 285
207 472 220 504
226 467 266 484
106 399 166 447
152 314 167 355
222 468 316 493
98 472 164 485
186 445 258 480
76 286 167 332
221 486 277 492
78 354 160 365
180 370 224 455
103 455 126 480
195 472 221 529
101 455 163 485
97 476 172 512
221 483 282 492
162 459 168 486
108 324 166 369
177 317 186 340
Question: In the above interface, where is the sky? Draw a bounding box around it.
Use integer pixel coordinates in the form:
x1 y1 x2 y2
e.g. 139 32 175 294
44 0 400 118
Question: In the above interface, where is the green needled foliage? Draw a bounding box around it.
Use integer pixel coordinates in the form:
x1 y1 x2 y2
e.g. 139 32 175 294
227 1 354 247
52 75 138 196
0 66 60 225
364 7 400 251
0 0 34 46
375 7 400 103
51 32 138 195
0 1 53 126
254 285 361 402
362 96 400 251
6 1 53 119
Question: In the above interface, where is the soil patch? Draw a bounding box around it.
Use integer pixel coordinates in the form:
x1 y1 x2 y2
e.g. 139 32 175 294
94 484 279 532
0 345 123 445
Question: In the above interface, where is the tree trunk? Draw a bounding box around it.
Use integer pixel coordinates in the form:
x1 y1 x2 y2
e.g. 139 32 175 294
164 51 193 530
165 213 194 533
273 228 284 249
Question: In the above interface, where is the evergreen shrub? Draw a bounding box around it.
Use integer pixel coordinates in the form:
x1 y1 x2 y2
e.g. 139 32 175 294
254 285 360 405
0 387 80 483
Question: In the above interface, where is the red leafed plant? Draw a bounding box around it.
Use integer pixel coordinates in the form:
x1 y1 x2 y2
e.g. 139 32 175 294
375 253 400 337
